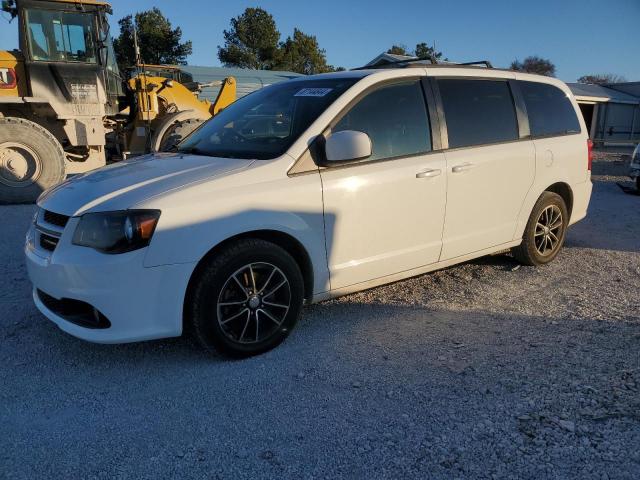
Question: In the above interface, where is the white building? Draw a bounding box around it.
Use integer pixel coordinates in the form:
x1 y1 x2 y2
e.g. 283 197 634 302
568 83 639 147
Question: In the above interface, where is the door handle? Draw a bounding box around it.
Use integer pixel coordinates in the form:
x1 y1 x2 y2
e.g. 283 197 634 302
452 163 476 173
416 168 442 179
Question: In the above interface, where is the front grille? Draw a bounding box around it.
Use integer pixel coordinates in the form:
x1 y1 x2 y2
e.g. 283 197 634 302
37 290 111 329
43 210 70 228
39 233 59 252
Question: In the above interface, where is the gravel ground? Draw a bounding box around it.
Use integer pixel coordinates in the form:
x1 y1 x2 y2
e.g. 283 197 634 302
1 151 639 479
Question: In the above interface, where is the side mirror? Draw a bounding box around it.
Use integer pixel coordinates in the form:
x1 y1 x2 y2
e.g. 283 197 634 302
325 130 372 162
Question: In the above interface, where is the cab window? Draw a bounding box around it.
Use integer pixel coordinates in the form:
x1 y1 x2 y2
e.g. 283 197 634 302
26 9 97 63
332 80 432 161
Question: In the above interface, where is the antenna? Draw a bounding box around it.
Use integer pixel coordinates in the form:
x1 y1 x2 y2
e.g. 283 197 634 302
133 21 153 153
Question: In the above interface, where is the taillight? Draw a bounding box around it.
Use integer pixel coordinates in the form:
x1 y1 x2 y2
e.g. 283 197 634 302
0 67 17 89
587 139 593 171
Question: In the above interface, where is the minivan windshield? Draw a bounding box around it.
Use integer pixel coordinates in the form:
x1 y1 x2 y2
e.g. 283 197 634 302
177 78 358 160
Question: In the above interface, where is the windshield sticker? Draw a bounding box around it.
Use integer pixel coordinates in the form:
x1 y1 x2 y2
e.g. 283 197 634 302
294 88 333 97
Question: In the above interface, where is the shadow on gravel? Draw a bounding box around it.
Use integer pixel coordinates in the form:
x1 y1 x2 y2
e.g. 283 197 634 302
3 299 640 479
565 180 640 253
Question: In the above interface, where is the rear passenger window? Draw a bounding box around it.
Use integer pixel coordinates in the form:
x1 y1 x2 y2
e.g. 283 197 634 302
519 81 581 137
438 79 519 148
333 80 431 161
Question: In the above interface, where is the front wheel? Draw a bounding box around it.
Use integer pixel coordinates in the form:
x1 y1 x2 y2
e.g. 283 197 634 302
512 191 568 266
188 239 304 357
0 117 66 204
159 118 205 152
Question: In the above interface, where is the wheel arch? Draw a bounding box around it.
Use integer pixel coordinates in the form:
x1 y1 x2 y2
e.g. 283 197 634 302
183 229 315 326
514 180 575 241
545 182 573 219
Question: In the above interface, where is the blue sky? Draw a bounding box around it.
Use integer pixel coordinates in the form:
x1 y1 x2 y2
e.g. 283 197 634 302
1 0 638 82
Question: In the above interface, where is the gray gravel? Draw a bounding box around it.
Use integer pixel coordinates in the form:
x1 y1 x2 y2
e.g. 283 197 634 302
1 152 639 479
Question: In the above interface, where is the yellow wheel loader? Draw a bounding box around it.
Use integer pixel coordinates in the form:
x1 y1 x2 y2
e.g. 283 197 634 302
0 0 236 203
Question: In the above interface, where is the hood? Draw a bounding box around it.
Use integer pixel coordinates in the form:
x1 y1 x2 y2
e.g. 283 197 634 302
38 153 255 216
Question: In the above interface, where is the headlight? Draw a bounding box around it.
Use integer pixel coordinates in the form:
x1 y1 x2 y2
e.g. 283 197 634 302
72 210 160 254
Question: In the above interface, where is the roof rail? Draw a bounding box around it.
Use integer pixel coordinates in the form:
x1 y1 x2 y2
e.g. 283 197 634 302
352 54 438 71
457 60 493 68
352 56 494 71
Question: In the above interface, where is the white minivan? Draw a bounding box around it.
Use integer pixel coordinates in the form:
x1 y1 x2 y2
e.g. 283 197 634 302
25 64 593 356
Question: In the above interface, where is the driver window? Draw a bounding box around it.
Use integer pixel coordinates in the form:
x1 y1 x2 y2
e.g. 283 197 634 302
332 80 432 161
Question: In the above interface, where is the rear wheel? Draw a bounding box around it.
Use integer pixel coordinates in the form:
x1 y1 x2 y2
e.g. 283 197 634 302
512 191 568 266
189 239 304 357
0 117 65 204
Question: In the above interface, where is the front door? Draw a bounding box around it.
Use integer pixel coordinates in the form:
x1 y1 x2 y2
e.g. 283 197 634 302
320 80 447 290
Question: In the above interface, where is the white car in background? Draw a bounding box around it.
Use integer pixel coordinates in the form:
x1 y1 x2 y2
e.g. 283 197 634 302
25 65 593 357
630 143 640 190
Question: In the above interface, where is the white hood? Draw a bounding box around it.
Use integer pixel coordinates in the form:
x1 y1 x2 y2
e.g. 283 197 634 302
38 153 255 216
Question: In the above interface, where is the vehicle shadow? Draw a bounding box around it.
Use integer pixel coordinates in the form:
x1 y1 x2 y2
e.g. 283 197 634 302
10 297 640 387
4 300 640 479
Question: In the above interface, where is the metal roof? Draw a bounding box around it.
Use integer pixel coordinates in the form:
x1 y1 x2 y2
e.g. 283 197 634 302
365 53 418 67
180 66 302 101
605 82 640 98
568 83 640 104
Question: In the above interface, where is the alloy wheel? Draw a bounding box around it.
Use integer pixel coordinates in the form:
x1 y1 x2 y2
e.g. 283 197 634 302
534 205 563 256
216 262 291 344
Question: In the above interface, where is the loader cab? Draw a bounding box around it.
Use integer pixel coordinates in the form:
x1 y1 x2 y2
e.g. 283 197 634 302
16 0 123 114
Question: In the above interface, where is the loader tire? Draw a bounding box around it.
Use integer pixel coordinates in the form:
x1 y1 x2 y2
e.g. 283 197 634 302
159 118 205 152
0 117 66 204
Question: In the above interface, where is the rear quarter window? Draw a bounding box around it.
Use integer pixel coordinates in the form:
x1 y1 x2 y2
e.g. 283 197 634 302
519 81 581 137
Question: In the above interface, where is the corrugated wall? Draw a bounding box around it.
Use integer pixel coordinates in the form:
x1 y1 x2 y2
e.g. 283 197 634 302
594 102 640 145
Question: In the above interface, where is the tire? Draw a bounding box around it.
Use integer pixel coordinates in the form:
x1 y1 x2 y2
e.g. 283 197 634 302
636 176 640 192
159 118 204 152
189 239 305 358
0 117 66 204
512 191 568 266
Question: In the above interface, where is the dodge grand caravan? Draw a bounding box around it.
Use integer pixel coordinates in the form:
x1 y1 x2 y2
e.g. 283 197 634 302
26 65 593 357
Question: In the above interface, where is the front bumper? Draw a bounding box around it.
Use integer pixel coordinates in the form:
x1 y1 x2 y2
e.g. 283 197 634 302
25 217 195 344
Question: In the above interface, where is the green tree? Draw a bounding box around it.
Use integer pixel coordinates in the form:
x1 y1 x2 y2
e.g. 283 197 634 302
577 73 626 85
510 56 556 76
113 8 192 71
386 43 445 62
387 45 409 55
217 8 280 69
414 42 445 62
276 29 335 74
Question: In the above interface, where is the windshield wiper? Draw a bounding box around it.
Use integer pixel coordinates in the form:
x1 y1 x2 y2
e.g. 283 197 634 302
177 147 207 156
